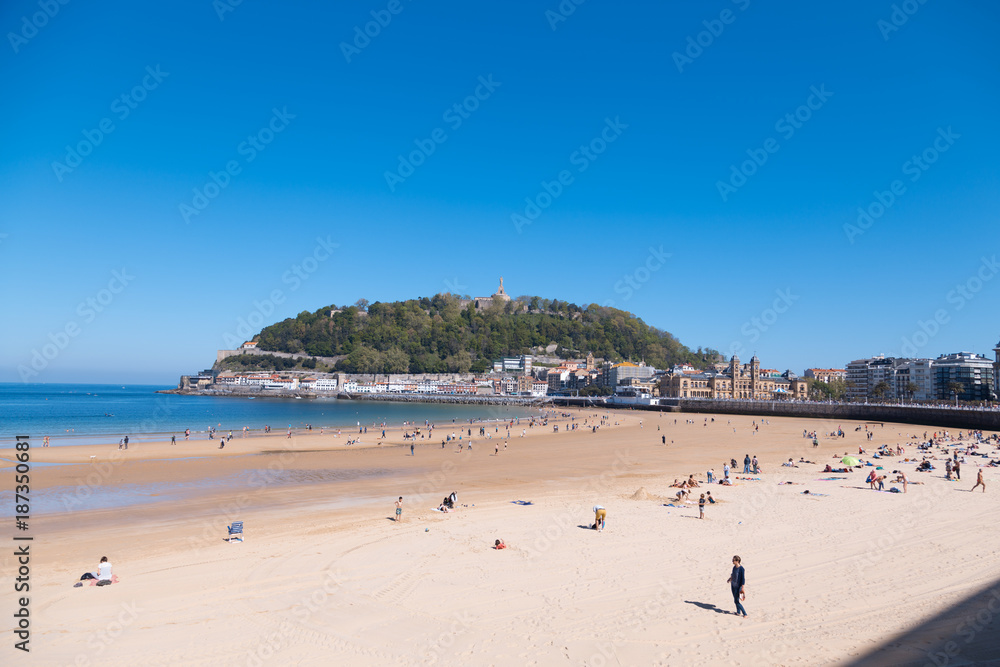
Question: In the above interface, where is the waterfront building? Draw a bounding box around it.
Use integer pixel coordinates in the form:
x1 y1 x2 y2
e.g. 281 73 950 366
933 352 995 402
893 360 934 401
661 355 807 400
804 368 846 383
607 361 656 387
846 356 899 401
492 354 533 375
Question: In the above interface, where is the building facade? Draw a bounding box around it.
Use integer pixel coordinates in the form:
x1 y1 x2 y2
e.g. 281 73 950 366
933 352 995 402
661 355 807 400
804 368 847 383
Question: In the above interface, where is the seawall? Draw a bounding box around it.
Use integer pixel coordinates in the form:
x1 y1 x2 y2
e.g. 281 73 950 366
548 397 1000 430
673 399 1000 431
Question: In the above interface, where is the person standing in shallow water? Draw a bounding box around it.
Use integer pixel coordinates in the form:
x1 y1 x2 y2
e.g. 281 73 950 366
727 555 748 617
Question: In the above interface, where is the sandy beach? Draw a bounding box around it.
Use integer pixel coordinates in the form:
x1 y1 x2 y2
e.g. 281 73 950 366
4 409 999 666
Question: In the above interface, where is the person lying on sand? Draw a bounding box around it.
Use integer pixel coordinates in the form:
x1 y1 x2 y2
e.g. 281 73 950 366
494 539 507 550
669 479 682 488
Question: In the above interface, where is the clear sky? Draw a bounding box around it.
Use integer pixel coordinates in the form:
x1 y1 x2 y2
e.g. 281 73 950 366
2 0 998 384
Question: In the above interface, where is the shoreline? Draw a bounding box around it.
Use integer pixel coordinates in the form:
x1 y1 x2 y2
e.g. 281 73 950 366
160 386 548 406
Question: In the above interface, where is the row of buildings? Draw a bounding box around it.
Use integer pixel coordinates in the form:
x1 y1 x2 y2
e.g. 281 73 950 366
840 350 997 403
210 371 550 397
795 343 1000 403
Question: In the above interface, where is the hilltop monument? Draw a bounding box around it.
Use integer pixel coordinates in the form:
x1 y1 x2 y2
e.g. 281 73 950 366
473 277 512 309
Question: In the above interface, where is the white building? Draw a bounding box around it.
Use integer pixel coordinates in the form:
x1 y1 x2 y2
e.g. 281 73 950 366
894 360 934 401
313 378 338 391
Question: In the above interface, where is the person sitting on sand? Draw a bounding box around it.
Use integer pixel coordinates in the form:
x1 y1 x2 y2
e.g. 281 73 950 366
494 539 507 550
687 475 700 488
78 556 119 586
706 491 715 503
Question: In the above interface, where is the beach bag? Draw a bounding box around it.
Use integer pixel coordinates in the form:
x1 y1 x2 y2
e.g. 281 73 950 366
96 579 112 586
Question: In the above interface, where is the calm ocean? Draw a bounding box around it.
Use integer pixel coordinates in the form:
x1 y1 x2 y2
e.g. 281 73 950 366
0 383 535 447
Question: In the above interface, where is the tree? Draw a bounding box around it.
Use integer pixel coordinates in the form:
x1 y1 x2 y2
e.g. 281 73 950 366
948 381 965 400
872 381 892 401
905 381 918 401
445 350 472 373
355 298 370 311
382 347 410 374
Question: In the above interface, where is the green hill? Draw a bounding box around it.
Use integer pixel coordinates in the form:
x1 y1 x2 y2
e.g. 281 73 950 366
236 294 718 374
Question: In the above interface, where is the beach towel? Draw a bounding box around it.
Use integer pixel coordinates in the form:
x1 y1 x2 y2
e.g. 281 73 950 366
510 500 534 505
802 492 828 496
662 503 687 508
816 477 846 481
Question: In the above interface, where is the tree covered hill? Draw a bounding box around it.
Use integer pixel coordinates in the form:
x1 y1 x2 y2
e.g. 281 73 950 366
250 294 719 374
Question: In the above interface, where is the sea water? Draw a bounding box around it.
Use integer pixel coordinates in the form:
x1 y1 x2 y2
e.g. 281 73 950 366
0 383 537 447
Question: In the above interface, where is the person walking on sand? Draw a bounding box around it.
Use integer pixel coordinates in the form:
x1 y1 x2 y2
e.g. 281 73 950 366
972 469 986 493
727 556 748 617
395 497 403 522
699 493 706 519
410 443 414 456
954 460 961 481
171 434 176 445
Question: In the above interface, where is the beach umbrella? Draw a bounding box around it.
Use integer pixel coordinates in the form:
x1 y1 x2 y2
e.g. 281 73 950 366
841 456 860 466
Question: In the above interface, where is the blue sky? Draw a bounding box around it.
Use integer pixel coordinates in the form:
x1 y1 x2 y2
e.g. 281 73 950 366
1 0 998 384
